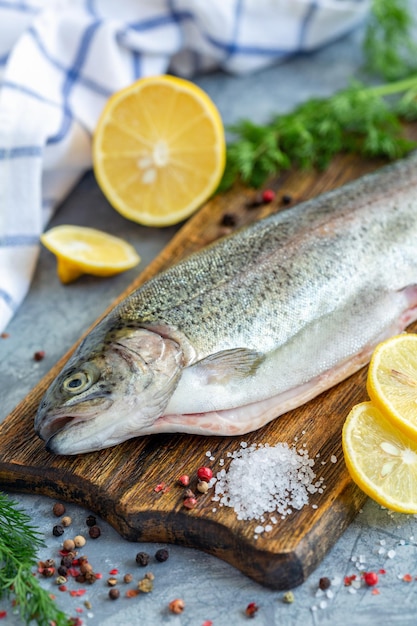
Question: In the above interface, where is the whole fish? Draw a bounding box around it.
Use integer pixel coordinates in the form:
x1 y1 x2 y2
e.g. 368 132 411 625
36 153 417 455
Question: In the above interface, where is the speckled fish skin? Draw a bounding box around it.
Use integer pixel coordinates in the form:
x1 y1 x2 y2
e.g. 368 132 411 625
36 152 417 454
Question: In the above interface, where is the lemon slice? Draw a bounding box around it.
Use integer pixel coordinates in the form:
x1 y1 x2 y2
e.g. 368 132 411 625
367 333 417 440
342 401 417 513
40 225 140 283
93 75 226 227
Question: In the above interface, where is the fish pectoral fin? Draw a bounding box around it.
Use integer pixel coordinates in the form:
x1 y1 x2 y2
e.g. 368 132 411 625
192 348 265 384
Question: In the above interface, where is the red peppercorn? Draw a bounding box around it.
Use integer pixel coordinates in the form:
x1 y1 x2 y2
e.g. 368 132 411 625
178 474 190 487
262 189 275 203
363 571 379 586
183 497 197 509
245 602 259 617
33 350 45 361
197 466 213 482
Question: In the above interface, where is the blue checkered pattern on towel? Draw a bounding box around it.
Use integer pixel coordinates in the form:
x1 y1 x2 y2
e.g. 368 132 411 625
0 0 369 332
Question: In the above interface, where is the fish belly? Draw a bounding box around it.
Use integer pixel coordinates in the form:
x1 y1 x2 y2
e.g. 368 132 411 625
159 286 417 435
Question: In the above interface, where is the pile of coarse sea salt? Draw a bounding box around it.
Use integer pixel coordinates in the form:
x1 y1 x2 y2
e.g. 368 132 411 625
212 442 325 536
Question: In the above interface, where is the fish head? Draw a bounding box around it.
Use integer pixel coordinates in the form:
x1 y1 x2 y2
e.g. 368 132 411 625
35 319 183 455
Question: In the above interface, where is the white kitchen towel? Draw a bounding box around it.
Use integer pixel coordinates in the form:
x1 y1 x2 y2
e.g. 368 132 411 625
0 0 369 332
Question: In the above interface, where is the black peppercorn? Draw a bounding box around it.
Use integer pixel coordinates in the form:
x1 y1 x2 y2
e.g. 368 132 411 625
57 565 68 576
319 576 331 591
88 525 101 539
53 524 64 537
109 588 120 600
155 548 169 563
86 514 97 527
135 551 150 567
221 213 237 227
61 555 73 568
281 193 293 205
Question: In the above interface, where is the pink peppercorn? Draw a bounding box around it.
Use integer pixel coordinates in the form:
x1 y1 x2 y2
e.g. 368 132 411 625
178 475 190 487
197 467 213 482
183 497 197 509
363 571 379 586
262 189 275 203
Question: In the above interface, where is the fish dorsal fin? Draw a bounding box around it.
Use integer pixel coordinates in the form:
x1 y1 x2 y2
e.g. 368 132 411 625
191 348 265 384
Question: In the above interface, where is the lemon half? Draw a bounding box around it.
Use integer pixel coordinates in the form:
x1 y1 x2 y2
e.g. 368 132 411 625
93 75 226 227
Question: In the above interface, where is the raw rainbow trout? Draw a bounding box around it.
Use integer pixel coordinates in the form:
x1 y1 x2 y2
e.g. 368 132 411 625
36 153 417 454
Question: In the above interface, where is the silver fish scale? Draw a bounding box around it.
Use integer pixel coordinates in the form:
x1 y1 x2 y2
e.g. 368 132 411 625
113 152 417 360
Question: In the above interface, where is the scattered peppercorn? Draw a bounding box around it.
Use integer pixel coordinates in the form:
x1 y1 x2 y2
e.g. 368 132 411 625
319 576 331 591
53 525 64 537
88 525 101 539
183 496 197 509
86 514 97 527
61 555 73 568
126 589 140 598
84 601 92 610
63 539 75 552
221 213 237 227
107 578 118 587
197 480 209 494
33 350 46 361
75 574 86 584
245 602 259 617
80 562 93 574
138 577 153 593
363 571 379 587
55 575 67 585
178 474 190 487
262 189 275 203
41 567 55 578
155 548 169 563
144 572 155 581
281 193 293 205
57 565 68 577
135 552 150 567
61 516 72 527
197 466 213 482
53 503 66 517
123 573 133 584
108 588 120 600
169 598 185 614
74 535 86 548
282 591 294 604
84 571 97 585
183 488 195 499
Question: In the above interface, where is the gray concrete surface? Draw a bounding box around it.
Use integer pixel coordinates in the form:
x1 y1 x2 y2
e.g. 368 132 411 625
2 19 417 626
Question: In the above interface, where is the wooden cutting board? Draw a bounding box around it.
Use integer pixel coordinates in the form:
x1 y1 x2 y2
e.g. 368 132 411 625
1 150 415 590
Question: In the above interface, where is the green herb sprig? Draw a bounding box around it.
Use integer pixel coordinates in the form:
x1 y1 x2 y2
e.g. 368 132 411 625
219 77 417 191
219 0 417 191
364 0 417 80
0 492 71 626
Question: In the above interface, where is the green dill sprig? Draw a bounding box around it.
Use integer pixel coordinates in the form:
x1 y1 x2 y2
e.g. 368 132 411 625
219 76 417 191
0 492 71 626
364 0 417 80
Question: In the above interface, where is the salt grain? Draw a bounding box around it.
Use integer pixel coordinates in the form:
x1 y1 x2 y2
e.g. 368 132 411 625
213 441 320 522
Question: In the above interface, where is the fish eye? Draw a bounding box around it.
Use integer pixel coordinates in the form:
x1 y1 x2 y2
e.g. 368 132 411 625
63 371 92 394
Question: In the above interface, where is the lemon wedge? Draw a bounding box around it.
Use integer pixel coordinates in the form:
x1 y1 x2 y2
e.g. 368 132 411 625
40 225 140 283
367 333 417 441
342 401 417 513
93 75 226 227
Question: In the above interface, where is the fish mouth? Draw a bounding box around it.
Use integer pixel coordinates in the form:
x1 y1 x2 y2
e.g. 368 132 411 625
36 397 114 452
